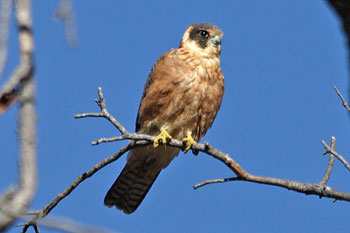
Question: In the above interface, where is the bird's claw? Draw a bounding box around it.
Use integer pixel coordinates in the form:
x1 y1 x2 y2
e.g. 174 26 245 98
153 129 172 148
183 133 195 153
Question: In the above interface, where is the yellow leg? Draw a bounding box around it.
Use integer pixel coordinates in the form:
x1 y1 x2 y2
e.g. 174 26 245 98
183 132 195 153
153 129 172 148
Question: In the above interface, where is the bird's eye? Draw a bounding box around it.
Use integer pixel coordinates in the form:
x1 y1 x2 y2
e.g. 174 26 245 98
199 30 209 38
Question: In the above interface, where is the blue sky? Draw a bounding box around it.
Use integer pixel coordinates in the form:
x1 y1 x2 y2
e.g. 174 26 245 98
2 1 350 232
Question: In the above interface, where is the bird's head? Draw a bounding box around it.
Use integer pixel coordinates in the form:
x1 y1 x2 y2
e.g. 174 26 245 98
180 23 223 58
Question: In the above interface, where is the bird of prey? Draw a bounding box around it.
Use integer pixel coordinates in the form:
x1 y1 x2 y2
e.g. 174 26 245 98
104 23 224 214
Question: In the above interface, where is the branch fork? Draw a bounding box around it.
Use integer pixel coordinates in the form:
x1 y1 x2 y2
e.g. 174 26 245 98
18 87 350 232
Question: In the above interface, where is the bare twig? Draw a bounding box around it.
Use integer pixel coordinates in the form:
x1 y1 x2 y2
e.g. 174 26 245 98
319 137 336 185
20 223 39 233
92 135 127 145
193 136 350 202
194 177 239 189
322 139 350 172
33 224 39 233
75 87 128 135
194 174 350 201
20 143 135 231
334 86 350 112
0 0 37 231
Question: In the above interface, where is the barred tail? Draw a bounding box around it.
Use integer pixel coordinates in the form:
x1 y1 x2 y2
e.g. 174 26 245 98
104 158 161 214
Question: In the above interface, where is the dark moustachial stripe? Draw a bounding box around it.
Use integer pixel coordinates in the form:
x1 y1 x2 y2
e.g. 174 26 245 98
188 23 216 49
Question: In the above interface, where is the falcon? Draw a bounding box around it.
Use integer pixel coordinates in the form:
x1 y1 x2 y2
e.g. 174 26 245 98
104 23 224 214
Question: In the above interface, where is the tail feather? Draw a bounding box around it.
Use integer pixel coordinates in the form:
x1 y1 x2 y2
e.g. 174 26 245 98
104 145 179 214
104 159 161 214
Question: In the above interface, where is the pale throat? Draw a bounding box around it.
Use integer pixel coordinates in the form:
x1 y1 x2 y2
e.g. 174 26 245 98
181 40 221 60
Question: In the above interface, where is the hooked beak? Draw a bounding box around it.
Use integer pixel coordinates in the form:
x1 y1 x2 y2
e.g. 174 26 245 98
210 35 221 46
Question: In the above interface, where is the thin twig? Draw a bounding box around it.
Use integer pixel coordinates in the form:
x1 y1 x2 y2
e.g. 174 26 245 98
75 112 104 118
322 140 350 172
92 135 129 145
334 86 350 112
196 173 349 201
194 177 240 189
75 87 128 135
33 224 39 233
20 143 135 231
319 137 336 185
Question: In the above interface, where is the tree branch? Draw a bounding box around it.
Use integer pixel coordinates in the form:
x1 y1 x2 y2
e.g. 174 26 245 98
0 0 37 231
75 87 128 135
319 137 336 185
194 177 240 189
20 87 350 232
0 0 35 115
195 136 337 190
322 139 350 172
20 142 135 232
334 86 350 112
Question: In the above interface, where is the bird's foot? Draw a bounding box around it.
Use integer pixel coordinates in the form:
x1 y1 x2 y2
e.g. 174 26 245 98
153 129 172 148
183 133 195 153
